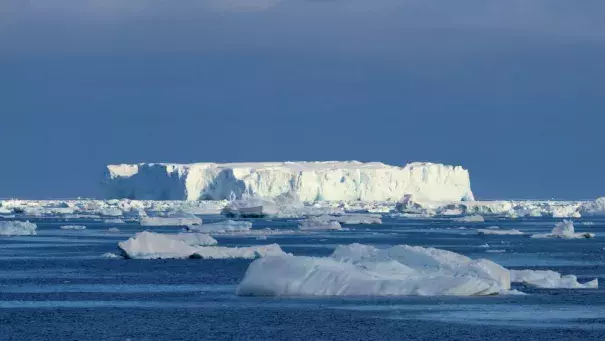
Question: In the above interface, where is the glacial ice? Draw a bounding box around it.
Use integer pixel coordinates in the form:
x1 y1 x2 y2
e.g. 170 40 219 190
237 243 510 297
221 196 279 218
103 161 474 202
511 270 598 289
530 220 594 239
580 197 605 216
0 221 37 236
118 231 286 259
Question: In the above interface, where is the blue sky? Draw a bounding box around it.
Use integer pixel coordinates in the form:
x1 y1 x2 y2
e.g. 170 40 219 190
1 1 604 199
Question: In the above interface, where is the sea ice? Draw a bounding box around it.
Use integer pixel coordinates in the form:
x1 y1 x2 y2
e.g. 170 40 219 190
140 213 202 227
60 225 86 230
298 218 343 231
104 218 125 224
313 214 382 225
477 229 524 236
511 270 598 289
187 220 252 233
0 221 37 236
118 231 286 260
453 215 485 223
530 220 594 239
237 243 510 297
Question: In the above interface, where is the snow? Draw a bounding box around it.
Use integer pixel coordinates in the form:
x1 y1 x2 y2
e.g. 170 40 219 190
103 161 474 202
299 218 343 231
453 215 485 223
60 225 86 230
118 231 286 259
531 220 595 239
140 213 202 227
511 270 598 289
477 229 524 236
237 243 510 297
0 221 37 236
187 220 252 233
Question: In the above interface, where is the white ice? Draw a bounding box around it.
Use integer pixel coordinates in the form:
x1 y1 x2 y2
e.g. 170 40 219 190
60 225 86 230
453 215 485 223
477 229 524 236
511 270 598 289
299 218 343 231
140 213 202 227
118 231 286 260
187 220 253 233
237 243 510 297
0 221 37 236
313 214 382 225
530 220 595 239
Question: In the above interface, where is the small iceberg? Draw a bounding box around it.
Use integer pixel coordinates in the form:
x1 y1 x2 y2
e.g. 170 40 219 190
299 218 343 231
60 225 86 230
118 231 286 260
477 229 524 236
187 220 252 233
530 220 594 239
453 215 485 223
0 221 37 236
511 269 598 289
313 214 382 225
140 213 202 227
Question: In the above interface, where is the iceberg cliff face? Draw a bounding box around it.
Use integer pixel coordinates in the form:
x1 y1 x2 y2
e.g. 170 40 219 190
103 161 473 202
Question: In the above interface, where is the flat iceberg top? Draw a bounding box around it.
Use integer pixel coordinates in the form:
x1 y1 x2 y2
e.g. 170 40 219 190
107 161 455 177
103 161 473 202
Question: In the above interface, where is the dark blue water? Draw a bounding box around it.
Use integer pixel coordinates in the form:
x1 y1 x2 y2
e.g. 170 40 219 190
1 216 605 340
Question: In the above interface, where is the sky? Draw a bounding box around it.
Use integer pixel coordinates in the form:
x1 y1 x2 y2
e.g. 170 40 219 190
1 0 605 200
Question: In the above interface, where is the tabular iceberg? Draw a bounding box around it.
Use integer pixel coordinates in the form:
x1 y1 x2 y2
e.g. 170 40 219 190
103 161 474 202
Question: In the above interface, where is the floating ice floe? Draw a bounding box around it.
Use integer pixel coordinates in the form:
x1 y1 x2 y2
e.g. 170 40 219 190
187 220 252 233
237 243 510 297
221 196 279 218
477 229 524 236
299 218 343 231
107 227 120 232
0 221 37 236
118 231 286 259
237 243 598 297
511 270 598 289
97 207 123 217
60 225 86 230
453 215 485 223
530 220 594 239
104 218 125 224
101 252 122 259
140 213 202 227
313 214 382 225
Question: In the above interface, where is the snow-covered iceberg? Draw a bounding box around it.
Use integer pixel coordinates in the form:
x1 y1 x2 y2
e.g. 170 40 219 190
103 161 474 202
511 270 598 289
237 243 510 297
221 196 279 218
118 231 286 259
530 220 594 239
0 221 37 236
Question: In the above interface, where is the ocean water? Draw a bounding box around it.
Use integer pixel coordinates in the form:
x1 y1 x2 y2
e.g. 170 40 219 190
1 216 605 340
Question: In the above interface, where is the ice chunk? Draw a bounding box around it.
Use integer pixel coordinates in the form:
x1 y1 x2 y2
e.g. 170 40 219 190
187 220 252 233
221 196 279 218
107 227 120 232
0 221 37 236
101 252 122 259
299 218 342 231
118 231 285 260
104 218 125 224
140 213 202 227
314 214 382 225
60 225 86 230
530 220 594 239
511 270 598 289
237 243 510 297
98 207 123 217
453 215 485 223
477 229 524 236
